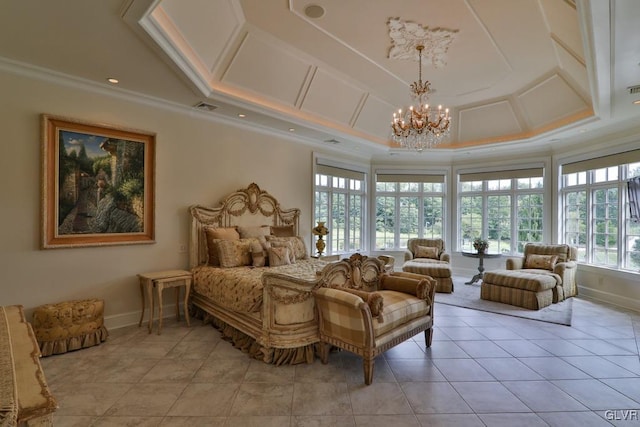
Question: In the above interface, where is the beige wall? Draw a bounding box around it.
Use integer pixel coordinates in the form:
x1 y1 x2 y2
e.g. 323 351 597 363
0 69 315 326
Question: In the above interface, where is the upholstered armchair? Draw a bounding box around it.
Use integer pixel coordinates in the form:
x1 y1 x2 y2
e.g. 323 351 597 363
313 253 436 385
404 238 450 263
506 243 578 301
402 238 453 293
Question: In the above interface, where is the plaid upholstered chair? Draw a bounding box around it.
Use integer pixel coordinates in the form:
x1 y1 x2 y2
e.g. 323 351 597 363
402 238 454 293
313 253 436 385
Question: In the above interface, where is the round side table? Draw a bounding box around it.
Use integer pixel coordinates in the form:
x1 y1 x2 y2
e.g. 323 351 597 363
461 251 502 285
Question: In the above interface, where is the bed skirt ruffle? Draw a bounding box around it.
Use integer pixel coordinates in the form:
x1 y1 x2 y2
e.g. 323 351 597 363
194 308 316 365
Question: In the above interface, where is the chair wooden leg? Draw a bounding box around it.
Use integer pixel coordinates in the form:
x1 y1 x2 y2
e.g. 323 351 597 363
364 357 374 385
425 328 433 347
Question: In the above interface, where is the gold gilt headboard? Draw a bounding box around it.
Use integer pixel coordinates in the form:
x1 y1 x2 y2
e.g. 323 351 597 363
189 183 300 268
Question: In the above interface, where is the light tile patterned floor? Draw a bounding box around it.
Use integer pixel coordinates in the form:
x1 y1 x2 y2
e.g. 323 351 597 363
42 296 640 426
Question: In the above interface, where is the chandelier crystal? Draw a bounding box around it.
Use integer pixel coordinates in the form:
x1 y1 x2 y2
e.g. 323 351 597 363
391 45 451 151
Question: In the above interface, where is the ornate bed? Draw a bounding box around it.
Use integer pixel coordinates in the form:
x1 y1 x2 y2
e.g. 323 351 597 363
189 183 331 364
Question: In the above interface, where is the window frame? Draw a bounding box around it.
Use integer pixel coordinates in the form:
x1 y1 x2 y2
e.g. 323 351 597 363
373 173 447 251
559 160 640 271
456 168 545 254
313 156 368 255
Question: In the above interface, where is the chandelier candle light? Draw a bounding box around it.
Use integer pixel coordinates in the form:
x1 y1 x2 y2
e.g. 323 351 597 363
391 45 451 151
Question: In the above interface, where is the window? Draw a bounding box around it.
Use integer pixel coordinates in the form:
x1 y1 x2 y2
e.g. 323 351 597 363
458 168 544 253
314 160 366 254
560 151 640 271
374 174 445 250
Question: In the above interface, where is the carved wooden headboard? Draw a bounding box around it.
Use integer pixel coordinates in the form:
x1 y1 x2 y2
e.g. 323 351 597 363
189 183 301 268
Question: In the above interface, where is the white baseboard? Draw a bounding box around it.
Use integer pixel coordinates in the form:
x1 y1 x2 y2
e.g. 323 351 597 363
578 285 640 313
104 303 181 330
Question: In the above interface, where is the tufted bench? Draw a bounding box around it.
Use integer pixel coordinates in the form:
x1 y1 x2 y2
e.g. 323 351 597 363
402 260 453 293
32 299 108 356
481 270 557 310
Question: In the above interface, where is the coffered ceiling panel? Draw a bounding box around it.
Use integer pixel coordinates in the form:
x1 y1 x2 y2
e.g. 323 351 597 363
457 101 522 143
354 95 396 142
158 0 243 74
518 74 589 129
540 0 584 61
222 32 312 107
464 0 556 93
300 68 365 125
554 39 589 97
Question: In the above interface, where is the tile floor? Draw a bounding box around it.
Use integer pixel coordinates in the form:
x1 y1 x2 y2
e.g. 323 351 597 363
42 295 640 426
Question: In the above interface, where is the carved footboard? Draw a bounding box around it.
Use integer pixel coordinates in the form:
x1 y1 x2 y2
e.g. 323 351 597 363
261 272 322 350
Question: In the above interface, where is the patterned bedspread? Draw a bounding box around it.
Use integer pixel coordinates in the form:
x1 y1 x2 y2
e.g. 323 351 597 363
192 260 325 313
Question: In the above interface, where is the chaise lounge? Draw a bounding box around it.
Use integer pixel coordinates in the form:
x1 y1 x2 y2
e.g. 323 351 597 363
481 243 578 310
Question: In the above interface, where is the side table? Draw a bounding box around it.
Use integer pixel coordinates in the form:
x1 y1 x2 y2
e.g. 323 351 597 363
138 269 192 334
461 251 502 285
311 254 341 262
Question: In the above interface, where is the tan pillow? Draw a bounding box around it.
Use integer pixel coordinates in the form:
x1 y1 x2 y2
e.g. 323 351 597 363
270 240 296 263
250 240 267 267
415 245 439 260
237 225 270 239
331 286 384 321
524 254 558 271
204 227 239 266
271 225 295 237
269 246 292 266
268 236 307 260
217 239 253 268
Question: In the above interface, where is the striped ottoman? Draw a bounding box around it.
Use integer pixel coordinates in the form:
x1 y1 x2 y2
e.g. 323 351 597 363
402 260 453 293
481 270 556 310
32 299 108 356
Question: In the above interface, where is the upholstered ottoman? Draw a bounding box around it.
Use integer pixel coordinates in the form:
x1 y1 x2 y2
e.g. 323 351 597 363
481 270 556 310
32 299 108 356
402 259 454 293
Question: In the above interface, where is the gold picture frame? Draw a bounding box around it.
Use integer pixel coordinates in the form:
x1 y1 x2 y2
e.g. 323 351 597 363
41 115 155 248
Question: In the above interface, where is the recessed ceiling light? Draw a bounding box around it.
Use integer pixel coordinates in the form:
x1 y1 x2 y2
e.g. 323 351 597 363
238 113 246 118
633 100 640 105
288 128 295 132
304 4 325 18
107 77 119 84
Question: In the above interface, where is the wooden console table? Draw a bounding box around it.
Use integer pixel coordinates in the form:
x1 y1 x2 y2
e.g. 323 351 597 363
461 251 502 285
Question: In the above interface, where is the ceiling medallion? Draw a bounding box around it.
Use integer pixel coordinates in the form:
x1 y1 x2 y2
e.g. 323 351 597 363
388 18 458 151
387 18 458 67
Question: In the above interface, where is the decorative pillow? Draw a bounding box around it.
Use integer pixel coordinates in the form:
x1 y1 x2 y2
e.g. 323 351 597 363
268 236 308 260
237 225 271 239
217 239 253 268
415 245 439 260
524 254 559 271
269 246 292 266
204 227 240 266
250 240 267 267
331 286 384 322
271 225 295 237
270 240 296 263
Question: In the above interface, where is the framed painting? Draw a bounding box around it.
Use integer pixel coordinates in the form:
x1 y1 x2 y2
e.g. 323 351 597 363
41 115 156 248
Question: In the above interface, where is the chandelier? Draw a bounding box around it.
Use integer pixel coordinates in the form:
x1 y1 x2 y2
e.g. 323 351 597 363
391 45 451 151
